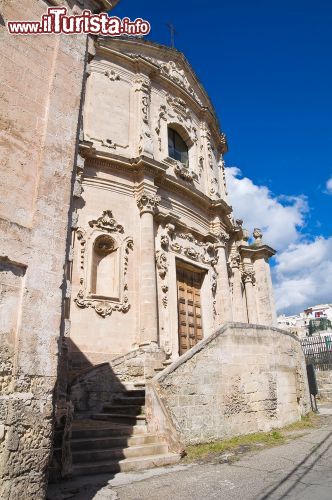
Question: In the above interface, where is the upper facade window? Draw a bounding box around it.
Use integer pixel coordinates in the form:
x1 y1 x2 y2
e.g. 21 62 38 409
168 127 188 165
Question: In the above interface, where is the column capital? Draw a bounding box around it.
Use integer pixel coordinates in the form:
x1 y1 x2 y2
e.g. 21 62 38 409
215 230 230 248
137 191 161 215
242 269 256 284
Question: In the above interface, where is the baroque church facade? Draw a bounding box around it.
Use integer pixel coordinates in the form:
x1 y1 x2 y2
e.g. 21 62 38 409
0 2 310 496
68 37 277 369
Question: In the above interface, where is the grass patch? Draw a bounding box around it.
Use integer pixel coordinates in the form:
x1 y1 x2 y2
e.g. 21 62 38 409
283 412 317 432
184 413 320 462
185 430 285 461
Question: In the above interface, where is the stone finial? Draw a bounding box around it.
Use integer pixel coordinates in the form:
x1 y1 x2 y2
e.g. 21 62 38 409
242 229 250 243
253 228 263 245
137 192 161 215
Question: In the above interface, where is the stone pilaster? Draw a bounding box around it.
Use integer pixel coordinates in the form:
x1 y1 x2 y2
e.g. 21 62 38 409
229 246 247 322
137 191 161 345
215 232 233 325
242 263 258 324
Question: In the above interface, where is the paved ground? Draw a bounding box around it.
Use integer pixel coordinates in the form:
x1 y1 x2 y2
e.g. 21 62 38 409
48 405 332 500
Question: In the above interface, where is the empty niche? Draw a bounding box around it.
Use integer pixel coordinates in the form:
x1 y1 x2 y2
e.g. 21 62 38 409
90 234 119 298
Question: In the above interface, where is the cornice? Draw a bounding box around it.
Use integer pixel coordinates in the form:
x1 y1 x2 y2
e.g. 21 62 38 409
79 142 233 218
239 244 276 260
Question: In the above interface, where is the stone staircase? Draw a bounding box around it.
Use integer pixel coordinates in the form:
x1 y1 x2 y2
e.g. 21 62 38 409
71 386 180 476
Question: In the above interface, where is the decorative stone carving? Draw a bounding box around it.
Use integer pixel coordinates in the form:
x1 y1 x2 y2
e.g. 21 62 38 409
157 226 175 309
160 61 202 105
74 209 133 318
209 177 220 198
184 246 199 261
156 250 168 279
215 230 229 246
89 210 124 233
219 132 227 153
75 237 133 318
155 249 169 308
76 228 86 269
137 192 161 215
217 155 228 196
155 104 167 137
174 161 198 182
211 272 217 295
253 228 263 245
135 77 153 156
163 228 219 268
104 69 120 81
166 95 192 124
229 246 241 269
241 267 256 284
75 289 130 317
161 285 168 308
170 242 182 253
160 223 175 252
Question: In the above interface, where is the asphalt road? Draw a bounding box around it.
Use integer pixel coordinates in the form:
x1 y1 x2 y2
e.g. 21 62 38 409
48 410 332 500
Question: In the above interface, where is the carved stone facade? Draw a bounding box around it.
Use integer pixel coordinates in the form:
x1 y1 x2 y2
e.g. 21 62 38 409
67 37 278 372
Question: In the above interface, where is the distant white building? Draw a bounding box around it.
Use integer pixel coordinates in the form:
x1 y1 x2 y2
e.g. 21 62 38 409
303 304 332 321
278 304 332 338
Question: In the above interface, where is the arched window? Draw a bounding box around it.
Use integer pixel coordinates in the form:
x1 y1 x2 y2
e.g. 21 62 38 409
168 127 188 165
91 235 118 297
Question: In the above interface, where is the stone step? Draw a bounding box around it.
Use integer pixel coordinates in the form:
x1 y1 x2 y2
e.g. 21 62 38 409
92 413 146 425
72 452 181 476
71 434 159 451
124 388 145 397
73 443 169 463
102 404 144 416
112 396 145 406
72 423 147 439
154 367 164 373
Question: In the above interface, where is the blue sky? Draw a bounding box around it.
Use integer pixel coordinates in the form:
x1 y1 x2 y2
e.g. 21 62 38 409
113 1 332 314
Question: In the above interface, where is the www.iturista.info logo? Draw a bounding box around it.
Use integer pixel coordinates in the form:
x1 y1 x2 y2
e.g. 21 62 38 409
6 7 151 36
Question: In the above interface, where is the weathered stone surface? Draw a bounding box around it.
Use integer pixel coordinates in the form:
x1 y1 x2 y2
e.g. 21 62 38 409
0 1 115 497
147 323 311 445
316 370 332 401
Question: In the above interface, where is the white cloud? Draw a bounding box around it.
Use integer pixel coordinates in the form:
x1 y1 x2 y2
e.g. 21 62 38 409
225 167 308 251
272 237 332 314
225 167 332 315
325 176 332 194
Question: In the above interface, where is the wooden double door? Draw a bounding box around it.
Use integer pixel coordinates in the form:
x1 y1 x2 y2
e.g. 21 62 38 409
177 264 204 355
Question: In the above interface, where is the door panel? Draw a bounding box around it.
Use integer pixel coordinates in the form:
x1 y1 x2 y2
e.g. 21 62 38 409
176 265 204 355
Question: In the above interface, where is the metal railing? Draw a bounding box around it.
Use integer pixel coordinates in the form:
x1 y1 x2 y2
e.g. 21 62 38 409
301 334 332 371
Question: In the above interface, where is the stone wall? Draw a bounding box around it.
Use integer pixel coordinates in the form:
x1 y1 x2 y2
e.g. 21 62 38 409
147 323 310 445
316 370 332 401
0 1 117 497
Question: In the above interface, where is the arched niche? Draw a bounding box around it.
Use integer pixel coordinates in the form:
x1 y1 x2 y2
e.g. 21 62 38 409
90 234 119 298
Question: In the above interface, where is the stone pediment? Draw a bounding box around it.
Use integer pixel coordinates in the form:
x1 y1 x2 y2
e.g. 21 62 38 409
97 38 214 111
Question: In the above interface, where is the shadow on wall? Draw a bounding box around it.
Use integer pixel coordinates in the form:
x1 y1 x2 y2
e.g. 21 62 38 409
48 338 134 499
